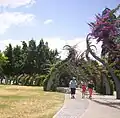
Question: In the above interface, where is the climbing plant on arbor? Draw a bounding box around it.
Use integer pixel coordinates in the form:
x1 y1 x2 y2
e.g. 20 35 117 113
87 4 120 99
44 44 102 91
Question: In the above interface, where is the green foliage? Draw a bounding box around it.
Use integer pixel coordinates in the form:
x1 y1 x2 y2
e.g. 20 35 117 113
2 38 59 76
114 70 120 79
2 74 47 87
3 44 13 75
0 38 59 86
34 75 46 86
0 52 8 72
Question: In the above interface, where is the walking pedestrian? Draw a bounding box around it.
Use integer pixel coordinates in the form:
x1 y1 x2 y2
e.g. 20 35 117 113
88 80 94 99
69 77 77 99
81 82 87 98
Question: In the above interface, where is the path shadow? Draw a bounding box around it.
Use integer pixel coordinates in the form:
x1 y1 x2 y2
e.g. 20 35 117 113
91 99 120 110
92 97 116 100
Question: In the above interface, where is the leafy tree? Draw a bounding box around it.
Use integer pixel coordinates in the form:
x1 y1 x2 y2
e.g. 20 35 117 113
3 44 13 76
13 45 23 74
0 52 8 70
87 4 120 99
25 39 37 74
2 38 60 86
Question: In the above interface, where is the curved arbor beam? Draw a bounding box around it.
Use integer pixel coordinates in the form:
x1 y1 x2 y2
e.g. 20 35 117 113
63 44 97 82
46 60 78 91
46 59 87 91
85 42 111 95
63 45 89 80
86 34 120 99
45 44 89 91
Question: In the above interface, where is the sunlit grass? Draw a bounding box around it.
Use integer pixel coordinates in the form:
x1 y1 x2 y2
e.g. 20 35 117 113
0 104 9 108
0 85 64 118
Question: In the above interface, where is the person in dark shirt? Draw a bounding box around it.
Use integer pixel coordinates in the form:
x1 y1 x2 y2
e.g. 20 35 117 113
88 81 94 99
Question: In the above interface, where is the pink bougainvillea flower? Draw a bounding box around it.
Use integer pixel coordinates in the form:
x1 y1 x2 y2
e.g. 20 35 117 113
89 8 119 43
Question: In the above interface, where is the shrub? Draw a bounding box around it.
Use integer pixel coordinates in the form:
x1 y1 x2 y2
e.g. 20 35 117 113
35 75 46 86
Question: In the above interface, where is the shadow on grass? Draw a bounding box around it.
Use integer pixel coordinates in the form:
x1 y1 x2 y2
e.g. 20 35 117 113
92 99 120 110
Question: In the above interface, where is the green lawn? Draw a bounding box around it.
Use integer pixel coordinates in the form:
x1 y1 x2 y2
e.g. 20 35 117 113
0 85 64 118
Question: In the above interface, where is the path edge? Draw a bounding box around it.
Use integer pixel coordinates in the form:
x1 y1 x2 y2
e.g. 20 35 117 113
53 93 67 118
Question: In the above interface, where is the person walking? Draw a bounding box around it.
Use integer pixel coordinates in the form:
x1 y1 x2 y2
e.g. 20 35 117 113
69 77 77 99
81 82 87 98
88 80 94 99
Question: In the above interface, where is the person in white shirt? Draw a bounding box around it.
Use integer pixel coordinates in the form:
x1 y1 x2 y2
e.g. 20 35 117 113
69 77 77 99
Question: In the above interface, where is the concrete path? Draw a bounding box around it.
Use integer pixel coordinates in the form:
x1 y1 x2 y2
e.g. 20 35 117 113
53 89 89 118
81 95 120 118
53 89 120 118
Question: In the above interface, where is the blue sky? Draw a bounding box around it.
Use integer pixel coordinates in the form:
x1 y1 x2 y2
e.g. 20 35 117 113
0 0 119 58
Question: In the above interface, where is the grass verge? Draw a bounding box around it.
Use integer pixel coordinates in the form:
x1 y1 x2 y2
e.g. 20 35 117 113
0 85 64 118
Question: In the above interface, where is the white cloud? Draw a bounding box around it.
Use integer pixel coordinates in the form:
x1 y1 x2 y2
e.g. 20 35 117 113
0 37 102 60
0 0 36 8
44 19 53 25
0 39 22 51
0 12 35 34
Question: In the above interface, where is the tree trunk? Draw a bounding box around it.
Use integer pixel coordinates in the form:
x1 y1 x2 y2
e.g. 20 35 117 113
86 34 120 99
102 73 111 95
46 71 60 91
116 88 120 99
109 68 120 99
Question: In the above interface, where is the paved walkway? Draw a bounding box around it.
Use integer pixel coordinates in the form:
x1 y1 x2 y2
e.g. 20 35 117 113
53 89 120 118
53 89 89 118
81 95 120 118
